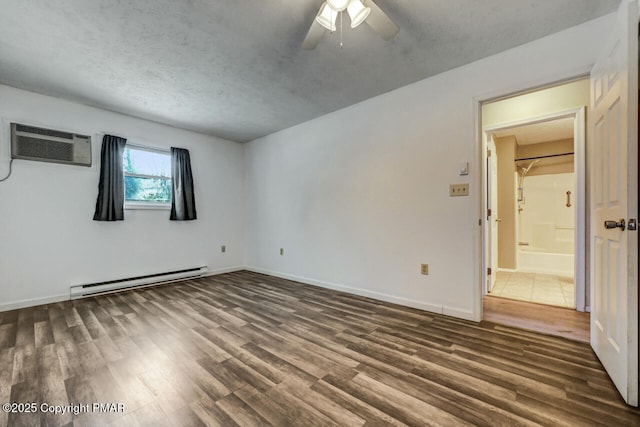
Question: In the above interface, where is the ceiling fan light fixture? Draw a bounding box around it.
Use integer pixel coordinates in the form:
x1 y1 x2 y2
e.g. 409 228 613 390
347 0 371 28
303 0 399 50
315 2 337 31
326 0 350 12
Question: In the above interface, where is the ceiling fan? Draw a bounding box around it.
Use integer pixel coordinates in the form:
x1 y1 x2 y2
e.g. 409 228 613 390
302 0 399 50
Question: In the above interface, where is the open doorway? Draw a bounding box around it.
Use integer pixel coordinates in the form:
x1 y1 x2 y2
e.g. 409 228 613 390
480 78 589 340
488 117 578 308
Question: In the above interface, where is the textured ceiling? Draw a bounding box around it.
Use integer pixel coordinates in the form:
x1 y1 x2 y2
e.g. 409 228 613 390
0 0 620 142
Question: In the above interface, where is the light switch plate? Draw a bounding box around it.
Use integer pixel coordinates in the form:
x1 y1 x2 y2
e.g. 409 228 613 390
450 183 469 197
459 162 469 176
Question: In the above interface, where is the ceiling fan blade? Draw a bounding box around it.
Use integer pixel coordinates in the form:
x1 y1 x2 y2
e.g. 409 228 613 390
365 0 399 41
303 19 326 50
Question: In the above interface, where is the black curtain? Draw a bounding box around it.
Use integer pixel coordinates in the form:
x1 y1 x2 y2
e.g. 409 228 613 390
170 147 197 221
93 135 127 221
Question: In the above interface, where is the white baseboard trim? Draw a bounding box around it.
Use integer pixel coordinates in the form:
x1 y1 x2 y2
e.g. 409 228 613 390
0 265 247 312
200 265 246 278
442 306 476 321
246 266 476 322
2 266 476 322
0 293 69 312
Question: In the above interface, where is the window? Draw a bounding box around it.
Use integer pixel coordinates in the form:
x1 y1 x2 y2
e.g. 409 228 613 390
123 145 172 208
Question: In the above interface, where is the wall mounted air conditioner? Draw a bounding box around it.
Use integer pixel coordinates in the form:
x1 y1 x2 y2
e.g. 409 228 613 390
10 122 92 167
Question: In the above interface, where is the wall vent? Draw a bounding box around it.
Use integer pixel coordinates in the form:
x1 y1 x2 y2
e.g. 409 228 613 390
11 123 92 167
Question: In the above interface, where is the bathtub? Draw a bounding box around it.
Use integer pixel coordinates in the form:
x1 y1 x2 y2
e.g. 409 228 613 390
517 246 574 276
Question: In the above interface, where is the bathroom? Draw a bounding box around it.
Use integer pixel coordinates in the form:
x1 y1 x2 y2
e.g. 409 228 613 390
491 118 576 308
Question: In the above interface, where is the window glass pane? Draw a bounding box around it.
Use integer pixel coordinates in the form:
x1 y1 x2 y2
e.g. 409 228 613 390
125 176 172 203
124 147 171 177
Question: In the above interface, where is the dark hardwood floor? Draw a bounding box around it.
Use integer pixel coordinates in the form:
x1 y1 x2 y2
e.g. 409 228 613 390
1 271 638 426
483 295 590 343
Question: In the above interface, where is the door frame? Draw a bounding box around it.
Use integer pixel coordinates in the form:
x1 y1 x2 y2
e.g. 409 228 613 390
486 135 498 294
479 106 587 312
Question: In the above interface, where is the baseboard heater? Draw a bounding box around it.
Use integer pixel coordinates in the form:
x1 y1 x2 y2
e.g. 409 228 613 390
70 266 208 299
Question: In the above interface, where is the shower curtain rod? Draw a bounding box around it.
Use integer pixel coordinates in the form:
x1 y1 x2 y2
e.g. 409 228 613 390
515 152 574 162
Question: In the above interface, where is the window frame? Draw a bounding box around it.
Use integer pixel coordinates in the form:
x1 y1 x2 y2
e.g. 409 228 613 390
123 143 172 210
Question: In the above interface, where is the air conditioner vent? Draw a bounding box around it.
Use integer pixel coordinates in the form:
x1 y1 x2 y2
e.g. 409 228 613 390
11 123 92 167
15 136 74 162
15 124 74 140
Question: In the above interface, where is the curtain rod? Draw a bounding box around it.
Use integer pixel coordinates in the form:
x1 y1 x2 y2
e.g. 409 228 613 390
100 132 171 153
515 152 574 162
126 142 171 154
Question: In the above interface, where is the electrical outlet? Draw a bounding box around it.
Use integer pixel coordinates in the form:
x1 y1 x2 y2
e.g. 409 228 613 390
449 183 469 197
280 248 284 256
221 245 226 253
421 264 429 275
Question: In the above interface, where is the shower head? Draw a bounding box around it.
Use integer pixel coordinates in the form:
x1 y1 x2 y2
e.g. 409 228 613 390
519 159 540 177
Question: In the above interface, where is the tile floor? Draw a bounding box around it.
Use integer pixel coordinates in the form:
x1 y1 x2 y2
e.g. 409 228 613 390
489 270 575 308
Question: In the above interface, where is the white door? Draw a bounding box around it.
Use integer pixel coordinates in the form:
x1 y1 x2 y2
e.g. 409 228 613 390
487 137 498 292
590 0 638 406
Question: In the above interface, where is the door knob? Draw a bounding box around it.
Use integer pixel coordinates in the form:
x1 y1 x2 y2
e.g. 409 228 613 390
495 218 502 223
604 219 626 231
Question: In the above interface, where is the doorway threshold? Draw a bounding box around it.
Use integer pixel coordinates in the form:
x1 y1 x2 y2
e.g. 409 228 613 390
482 295 589 342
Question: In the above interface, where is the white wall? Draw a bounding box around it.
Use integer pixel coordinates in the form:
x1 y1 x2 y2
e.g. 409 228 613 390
0 85 245 310
244 14 614 321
